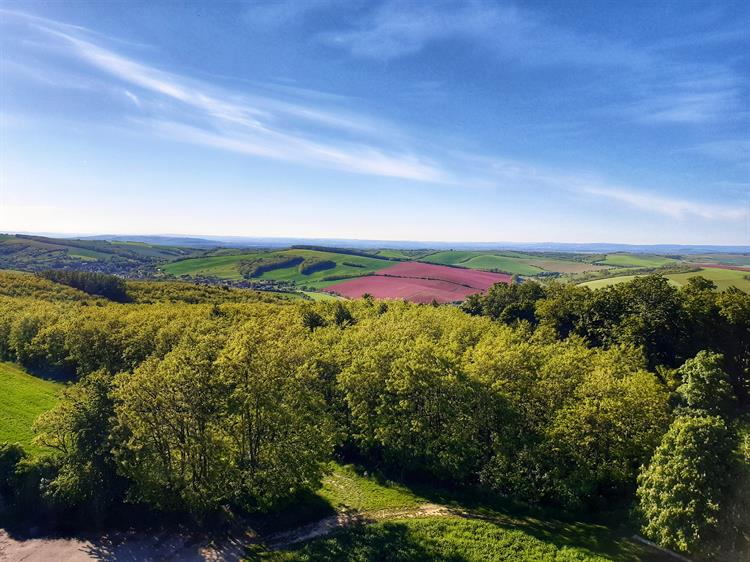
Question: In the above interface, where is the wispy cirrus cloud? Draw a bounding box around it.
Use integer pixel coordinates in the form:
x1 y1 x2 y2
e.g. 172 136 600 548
8 11 447 183
320 0 647 67
3 10 745 226
580 185 747 221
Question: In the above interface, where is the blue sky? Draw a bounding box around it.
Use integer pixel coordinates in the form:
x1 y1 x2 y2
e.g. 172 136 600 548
0 0 748 244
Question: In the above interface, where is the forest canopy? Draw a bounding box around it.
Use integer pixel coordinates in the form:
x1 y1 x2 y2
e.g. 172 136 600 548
0 271 747 558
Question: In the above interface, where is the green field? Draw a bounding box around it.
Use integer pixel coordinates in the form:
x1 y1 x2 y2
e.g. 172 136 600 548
258 463 663 561
595 254 677 268
419 251 611 276
163 252 262 279
164 250 390 289
302 291 345 301
0 362 64 454
579 267 750 292
688 254 750 267
421 251 543 275
375 249 432 260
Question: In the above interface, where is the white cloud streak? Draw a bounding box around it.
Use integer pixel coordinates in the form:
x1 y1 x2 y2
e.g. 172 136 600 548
581 185 746 221
25 19 448 183
3 10 745 225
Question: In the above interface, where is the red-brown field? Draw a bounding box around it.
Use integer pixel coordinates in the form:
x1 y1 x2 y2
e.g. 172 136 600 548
377 261 511 290
324 262 511 303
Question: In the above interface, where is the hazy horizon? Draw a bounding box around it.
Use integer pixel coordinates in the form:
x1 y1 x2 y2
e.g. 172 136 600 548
1 1 749 244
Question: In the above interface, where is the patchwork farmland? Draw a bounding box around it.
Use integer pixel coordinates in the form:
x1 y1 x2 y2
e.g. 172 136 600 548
324 262 512 303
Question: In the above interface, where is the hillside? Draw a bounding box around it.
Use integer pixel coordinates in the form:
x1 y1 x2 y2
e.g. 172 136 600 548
0 234 199 275
0 363 64 454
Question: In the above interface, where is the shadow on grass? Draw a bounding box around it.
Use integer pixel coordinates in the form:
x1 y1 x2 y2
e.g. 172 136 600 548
338 464 670 562
246 522 452 562
247 489 337 535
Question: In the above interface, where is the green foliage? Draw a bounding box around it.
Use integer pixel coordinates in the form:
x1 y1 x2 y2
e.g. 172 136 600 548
39 269 129 302
0 267 747 558
637 414 734 555
677 351 735 417
240 256 304 277
298 258 336 275
33 370 122 521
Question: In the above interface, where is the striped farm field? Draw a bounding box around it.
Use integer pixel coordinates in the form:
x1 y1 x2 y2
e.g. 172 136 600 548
325 262 511 303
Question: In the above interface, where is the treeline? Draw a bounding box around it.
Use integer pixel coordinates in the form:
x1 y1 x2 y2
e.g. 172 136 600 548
39 270 129 302
0 273 747 558
298 258 336 275
462 276 749 403
290 245 393 260
238 256 303 277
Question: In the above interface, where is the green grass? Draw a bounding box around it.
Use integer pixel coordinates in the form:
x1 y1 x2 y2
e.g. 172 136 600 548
317 464 426 513
260 251 389 289
259 516 645 561
421 251 541 275
688 254 750 267
595 254 677 268
578 267 750 292
164 250 390 289
163 252 264 279
0 362 64 454
302 291 344 302
460 255 543 275
667 268 750 292
420 251 603 276
249 463 667 561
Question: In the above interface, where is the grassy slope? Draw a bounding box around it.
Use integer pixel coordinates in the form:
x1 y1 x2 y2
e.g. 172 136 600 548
0 362 64 454
163 252 262 279
525 259 609 274
595 254 677 268
257 463 664 562
318 464 425 512
579 267 750 292
421 251 541 275
420 251 608 276
163 250 389 289
688 254 750 267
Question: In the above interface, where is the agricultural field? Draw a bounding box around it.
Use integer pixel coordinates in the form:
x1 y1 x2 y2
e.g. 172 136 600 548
163 249 390 289
0 362 64 454
163 252 262 279
374 249 432 260
421 250 607 276
593 253 677 268
687 254 750 267
324 262 511 303
579 267 750 292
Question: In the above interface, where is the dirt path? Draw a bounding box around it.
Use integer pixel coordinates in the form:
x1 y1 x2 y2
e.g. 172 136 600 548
265 502 452 549
0 528 250 561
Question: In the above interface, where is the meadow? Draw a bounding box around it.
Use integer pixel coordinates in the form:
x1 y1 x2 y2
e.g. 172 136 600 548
163 249 390 288
593 254 677 268
0 362 63 454
421 250 609 276
579 267 750 292
256 463 665 561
